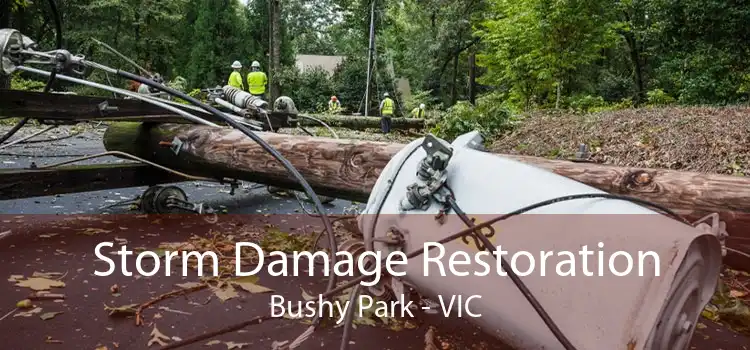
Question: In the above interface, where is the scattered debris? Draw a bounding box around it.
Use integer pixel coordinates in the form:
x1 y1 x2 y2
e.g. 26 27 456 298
14 307 42 318
15 277 65 291
7 274 24 282
231 276 274 294
147 325 171 347
79 228 112 236
224 341 249 349
157 306 191 315
40 311 63 320
104 303 138 317
270 340 288 350
28 291 65 300
210 282 239 302
205 340 221 346
45 336 63 344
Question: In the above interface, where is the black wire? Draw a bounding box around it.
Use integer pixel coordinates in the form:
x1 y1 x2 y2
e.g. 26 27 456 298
118 71 339 326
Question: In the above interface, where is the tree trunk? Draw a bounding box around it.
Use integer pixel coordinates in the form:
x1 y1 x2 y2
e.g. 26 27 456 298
468 49 476 105
103 123 750 262
299 115 433 131
451 52 459 105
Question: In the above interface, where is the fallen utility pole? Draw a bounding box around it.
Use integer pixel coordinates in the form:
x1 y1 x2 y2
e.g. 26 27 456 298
299 114 433 131
103 122 750 267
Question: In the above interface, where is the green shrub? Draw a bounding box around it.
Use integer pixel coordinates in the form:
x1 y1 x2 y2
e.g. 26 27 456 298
430 93 516 141
568 94 606 113
646 88 676 106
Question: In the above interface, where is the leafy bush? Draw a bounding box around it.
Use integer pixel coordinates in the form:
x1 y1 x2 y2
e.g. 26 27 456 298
646 89 676 106
568 94 606 113
430 93 516 141
404 89 440 118
11 74 46 91
277 65 334 113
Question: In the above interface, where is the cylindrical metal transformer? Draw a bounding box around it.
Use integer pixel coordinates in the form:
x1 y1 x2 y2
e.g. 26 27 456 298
358 131 723 350
222 85 268 110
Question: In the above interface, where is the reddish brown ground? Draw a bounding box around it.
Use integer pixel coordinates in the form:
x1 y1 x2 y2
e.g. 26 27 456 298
0 214 747 350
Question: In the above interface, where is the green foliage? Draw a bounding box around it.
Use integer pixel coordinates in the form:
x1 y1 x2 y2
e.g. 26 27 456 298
568 95 607 113
10 74 46 91
430 93 515 141
277 66 335 113
404 89 440 117
646 89 675 106
167 76 188 92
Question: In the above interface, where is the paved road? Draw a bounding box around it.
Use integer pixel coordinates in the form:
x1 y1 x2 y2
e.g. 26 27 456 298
1 124 748 350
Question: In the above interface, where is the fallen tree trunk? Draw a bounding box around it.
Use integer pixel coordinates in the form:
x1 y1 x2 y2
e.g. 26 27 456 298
299 114 434 131
104 122 750 268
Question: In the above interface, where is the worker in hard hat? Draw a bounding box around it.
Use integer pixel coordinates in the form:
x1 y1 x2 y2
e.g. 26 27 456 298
410 103 426 118
246 60 268 98
328 96 341 114
379 92 395 133
228 61 244 90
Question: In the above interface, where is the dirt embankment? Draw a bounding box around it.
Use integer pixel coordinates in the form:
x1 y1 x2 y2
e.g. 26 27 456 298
490 106 750 176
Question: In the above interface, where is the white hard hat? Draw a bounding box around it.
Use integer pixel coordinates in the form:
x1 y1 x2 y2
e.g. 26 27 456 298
383 92 389 97
420 103 425 109
251 61 260 68
231 61 242 69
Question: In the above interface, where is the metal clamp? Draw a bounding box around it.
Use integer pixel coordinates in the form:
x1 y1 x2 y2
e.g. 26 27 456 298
169 137 183 155
691 213 729 256
399 134 454 212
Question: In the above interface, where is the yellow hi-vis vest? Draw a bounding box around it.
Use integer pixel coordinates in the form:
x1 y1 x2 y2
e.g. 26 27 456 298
381 98 394 116
246 71 268 95
411 107 425 118
228 71 243 90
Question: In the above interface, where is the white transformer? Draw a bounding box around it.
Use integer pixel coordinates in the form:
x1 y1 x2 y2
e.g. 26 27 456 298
358 131 722 350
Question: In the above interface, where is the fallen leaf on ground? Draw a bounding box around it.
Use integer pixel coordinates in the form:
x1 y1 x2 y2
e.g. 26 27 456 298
730 290 748 298
110 284 119 294
271 340 288 350
300 288 315 301
39 234 59 239
147 325 170 347
16 277 65 291
40 311 63 320
424 326 439 350
104 303 138 316
231 276 273 294
225 342 249 349
204 340 221 346
16 299 32 308
79 228 112 236
14 307 42 317
7 274 24 282
176 282 204 289
32 271 65 279
211 283 239 302
45 336 63 344
94 346 108 350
